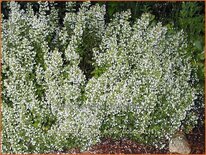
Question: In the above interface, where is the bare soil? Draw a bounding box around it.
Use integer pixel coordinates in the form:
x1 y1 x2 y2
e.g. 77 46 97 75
65 122 205 154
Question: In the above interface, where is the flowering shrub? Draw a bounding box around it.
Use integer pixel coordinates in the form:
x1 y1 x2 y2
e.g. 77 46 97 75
2 1 200 153
2 2 104 153
86 12 199 147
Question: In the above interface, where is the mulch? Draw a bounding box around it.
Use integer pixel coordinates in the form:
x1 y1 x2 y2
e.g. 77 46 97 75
87 138 169 154
186 123 205 154
87 124 204 154
66 122 204 154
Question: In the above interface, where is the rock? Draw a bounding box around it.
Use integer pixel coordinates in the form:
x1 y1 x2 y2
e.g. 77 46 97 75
169 132 191 154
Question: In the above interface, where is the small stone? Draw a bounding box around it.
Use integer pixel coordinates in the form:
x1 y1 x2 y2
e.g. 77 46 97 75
169 132 191 154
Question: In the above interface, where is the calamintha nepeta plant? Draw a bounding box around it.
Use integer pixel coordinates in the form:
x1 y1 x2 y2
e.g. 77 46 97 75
2 2 104 153
85 12 199 147
2 1 200 153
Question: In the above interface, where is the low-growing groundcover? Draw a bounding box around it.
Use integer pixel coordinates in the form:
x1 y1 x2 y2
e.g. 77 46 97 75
2 1 203 153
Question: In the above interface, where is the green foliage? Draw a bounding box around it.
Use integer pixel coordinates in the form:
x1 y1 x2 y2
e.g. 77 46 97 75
1 1 204 154
91 65 110 78
86 12 200 148
103 1 204 87
178 2 204 86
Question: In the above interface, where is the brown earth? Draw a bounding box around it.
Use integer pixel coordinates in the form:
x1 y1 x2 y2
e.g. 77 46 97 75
65 123 204 154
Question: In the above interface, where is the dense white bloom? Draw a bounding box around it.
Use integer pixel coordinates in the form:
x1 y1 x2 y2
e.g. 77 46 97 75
2 1 200 153
86 12 199 146
2 2 104 153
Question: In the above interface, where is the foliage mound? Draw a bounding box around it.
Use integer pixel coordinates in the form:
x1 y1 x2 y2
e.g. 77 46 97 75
2 2 201 153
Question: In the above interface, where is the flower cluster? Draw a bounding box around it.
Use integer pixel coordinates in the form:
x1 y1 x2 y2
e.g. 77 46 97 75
86 12 199 147
2 1 200 153
2 2 104 153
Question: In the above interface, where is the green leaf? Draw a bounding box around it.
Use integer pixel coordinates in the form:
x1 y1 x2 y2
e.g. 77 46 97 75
194 40 202 51
33 121 39 128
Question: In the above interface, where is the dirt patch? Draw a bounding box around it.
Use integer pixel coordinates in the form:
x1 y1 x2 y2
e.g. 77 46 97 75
64 123 205 154
87 138 169 154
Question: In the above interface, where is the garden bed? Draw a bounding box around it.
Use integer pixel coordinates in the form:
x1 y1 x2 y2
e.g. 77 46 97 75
63 122 205 154
2 2 204 154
